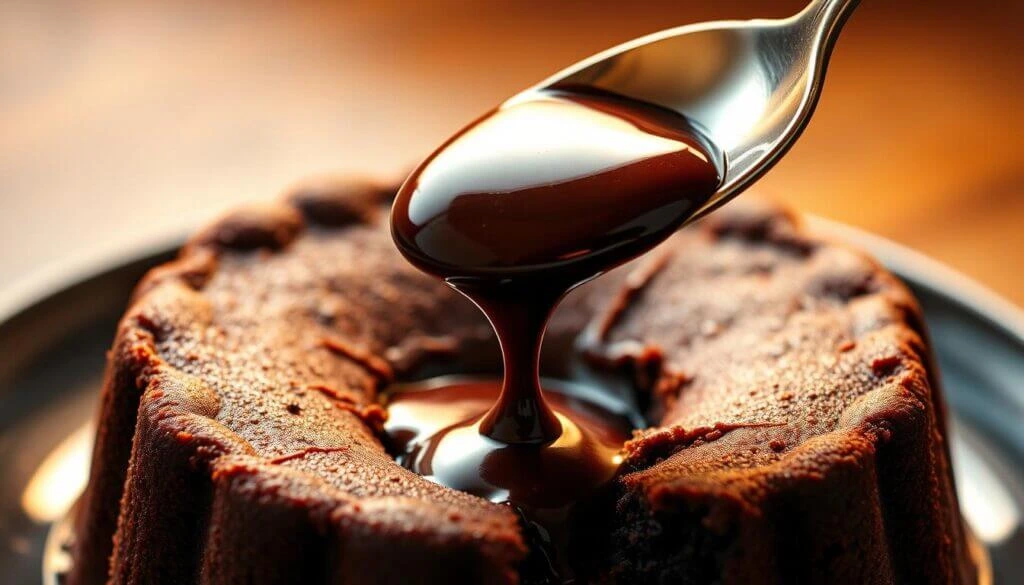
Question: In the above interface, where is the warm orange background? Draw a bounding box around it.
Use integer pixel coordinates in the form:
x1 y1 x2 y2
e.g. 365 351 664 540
1 1 1021 304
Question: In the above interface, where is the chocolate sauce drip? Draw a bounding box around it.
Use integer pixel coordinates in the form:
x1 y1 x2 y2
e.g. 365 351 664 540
388 86 723 581
385 379 634 582
386 379 632 507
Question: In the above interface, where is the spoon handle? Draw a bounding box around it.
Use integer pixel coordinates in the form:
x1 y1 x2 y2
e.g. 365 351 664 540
800 0 861 43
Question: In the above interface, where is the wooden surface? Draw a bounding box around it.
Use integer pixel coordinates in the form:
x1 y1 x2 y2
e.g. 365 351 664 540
1 0 1022 305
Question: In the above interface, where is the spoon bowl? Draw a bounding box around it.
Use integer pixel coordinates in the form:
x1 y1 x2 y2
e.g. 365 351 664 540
524 0 860 219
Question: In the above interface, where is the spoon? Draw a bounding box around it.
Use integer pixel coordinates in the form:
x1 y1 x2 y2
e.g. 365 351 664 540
521 0 860 219
388 0 860 455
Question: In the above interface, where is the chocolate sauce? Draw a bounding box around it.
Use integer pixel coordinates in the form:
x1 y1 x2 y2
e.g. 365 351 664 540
385 378 634 581
388 85 723 580
387 379 632 507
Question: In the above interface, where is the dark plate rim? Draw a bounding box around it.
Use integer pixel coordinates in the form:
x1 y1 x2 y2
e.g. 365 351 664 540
0 230 187 327
808 217 1024 346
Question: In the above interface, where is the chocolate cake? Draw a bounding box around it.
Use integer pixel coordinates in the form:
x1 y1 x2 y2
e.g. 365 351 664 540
69 178 976 584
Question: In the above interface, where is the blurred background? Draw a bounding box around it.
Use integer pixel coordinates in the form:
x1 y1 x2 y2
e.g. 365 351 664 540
1 0 1021 304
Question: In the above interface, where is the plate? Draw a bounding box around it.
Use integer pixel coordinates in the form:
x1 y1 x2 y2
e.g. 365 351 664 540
0 222 1021 584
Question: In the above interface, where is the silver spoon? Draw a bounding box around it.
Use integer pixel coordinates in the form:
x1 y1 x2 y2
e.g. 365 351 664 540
524 0 860 219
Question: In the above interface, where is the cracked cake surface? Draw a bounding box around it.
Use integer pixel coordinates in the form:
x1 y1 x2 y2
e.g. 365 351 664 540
70 179 976 585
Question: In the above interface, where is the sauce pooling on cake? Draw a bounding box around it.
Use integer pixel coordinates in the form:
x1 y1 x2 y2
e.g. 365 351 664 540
385 378 637 578
389 86 723 578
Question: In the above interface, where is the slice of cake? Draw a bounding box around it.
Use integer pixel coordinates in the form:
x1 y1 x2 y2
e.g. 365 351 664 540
68 179 976 584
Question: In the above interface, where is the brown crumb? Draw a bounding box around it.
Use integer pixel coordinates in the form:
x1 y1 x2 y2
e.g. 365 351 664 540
319 336 394 383
269 446 349 465
871 355 901 376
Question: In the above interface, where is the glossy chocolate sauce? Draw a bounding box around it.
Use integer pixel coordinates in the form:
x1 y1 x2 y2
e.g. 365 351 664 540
388 86 723 580
387 378 633 508
386 378 634 580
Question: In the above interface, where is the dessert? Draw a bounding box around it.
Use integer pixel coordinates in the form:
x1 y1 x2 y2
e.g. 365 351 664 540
68 178 976 584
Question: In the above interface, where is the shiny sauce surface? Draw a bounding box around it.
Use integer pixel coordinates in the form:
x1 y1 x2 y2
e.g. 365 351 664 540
392 86 722 283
